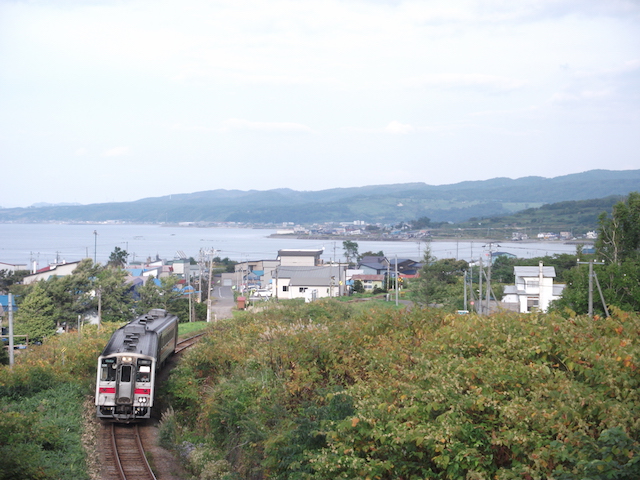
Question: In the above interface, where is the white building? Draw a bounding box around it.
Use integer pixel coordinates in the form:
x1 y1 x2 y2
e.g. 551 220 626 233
23 261 82 285
277 249 324 267
0 262 29 273
502 262 566 313
273 265 346 301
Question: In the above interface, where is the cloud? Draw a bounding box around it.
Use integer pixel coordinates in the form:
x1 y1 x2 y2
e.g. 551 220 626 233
403 73 525 92
384 121 415 134
75 147 88 156
102 146 131 157
219 118 316 134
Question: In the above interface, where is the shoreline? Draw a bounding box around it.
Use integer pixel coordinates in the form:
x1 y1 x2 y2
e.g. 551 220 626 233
268 233 594 245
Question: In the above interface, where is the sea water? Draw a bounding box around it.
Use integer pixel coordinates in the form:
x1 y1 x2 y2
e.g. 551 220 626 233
0 223 579 268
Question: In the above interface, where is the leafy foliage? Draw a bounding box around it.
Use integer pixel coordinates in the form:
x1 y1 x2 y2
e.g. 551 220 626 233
409 248 468 308
0 325 114 480
13 283 57 342
342 241 359 264
596 191 640 264
555 193 640 316
164 301 640 479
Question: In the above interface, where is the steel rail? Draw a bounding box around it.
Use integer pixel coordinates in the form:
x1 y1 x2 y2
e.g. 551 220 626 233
110 423 157 480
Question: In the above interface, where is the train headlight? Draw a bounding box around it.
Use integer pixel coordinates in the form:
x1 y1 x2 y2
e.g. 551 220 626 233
138 397 149 404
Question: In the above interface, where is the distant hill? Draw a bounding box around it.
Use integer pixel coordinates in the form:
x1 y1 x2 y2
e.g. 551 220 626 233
436 195 624 238
1 169 638 225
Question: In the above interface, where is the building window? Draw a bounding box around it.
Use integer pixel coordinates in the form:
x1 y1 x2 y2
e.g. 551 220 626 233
282 286 289 292
299 287 308 293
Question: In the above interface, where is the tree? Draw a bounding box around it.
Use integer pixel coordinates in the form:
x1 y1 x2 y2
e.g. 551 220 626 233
0 269 29 294
410 247 468 309
552 193 640 316
135 276 184 316
352 280 364 294
95 266 134 323
342 241 359 265
41 258 100 328
596 192 640 264
359 250 384 258
108 246 129 268
411 216 431 229
14 283 57 342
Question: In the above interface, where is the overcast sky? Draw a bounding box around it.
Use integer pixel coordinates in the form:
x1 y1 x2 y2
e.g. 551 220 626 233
1 0 638 208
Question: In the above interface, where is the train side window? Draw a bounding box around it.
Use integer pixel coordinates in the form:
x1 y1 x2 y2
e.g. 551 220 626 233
120 365 132 383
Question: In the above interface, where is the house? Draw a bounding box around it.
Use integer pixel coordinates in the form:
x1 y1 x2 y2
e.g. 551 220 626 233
22 261 82 285
358 256 390 275
389 258 422 276
273 265 346 301
501 262 566 313
234 259 280 289
351 274 385 292
0 262 29 273
277 249 324 267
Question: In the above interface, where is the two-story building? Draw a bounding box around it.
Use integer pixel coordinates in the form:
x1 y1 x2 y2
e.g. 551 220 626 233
358 256 390 275
274 264 347 301
501 262 566 313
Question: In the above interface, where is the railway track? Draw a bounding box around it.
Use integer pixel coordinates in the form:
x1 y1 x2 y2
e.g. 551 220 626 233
98 331 204 479
104 424 157 480
175 332 205 354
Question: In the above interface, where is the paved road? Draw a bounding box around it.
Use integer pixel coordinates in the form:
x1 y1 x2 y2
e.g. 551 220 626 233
210 285 235 320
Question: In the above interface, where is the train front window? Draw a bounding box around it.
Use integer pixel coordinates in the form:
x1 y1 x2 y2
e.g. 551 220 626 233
120 365 132 383
136 365 151 382
101 359 116 381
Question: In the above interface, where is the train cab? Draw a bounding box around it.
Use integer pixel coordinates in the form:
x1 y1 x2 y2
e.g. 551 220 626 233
95 309 178 422
96 353 157 421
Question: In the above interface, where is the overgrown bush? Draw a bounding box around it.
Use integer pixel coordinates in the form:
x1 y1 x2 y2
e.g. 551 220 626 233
164 300 640 479
0 326 113 480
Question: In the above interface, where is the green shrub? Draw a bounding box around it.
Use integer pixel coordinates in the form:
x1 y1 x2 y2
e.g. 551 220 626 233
162 301 640 479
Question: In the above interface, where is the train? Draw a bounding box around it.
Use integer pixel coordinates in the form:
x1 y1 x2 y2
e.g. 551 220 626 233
95 309 178 422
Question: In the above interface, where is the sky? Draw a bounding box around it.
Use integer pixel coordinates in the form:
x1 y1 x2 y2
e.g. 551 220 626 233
0 0 639 208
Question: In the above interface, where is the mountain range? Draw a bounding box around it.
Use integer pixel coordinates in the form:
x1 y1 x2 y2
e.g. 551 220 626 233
1 169 639 225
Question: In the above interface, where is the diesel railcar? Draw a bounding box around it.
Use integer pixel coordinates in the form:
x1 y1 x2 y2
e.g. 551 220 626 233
95 309 178 422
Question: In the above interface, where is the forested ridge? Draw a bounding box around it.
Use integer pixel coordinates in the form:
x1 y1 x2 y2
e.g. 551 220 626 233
1 169 639 224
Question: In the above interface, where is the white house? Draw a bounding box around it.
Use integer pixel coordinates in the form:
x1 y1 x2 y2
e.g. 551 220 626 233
502 262 566 313
273 265 346 301
0 261 29 273
23 261 82 285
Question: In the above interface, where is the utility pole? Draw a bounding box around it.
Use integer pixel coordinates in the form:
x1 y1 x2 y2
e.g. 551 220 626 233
206 249 217 322
463 270 468 311
478 256 483 315
8 293 14 368
395 254 399 306
93 230 98 263
483 243 499 315
577 259 608 318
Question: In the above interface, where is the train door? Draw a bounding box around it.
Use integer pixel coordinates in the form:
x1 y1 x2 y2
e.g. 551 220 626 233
116 363 135 404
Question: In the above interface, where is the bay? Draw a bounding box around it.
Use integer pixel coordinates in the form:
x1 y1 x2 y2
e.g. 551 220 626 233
0 223 580 269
